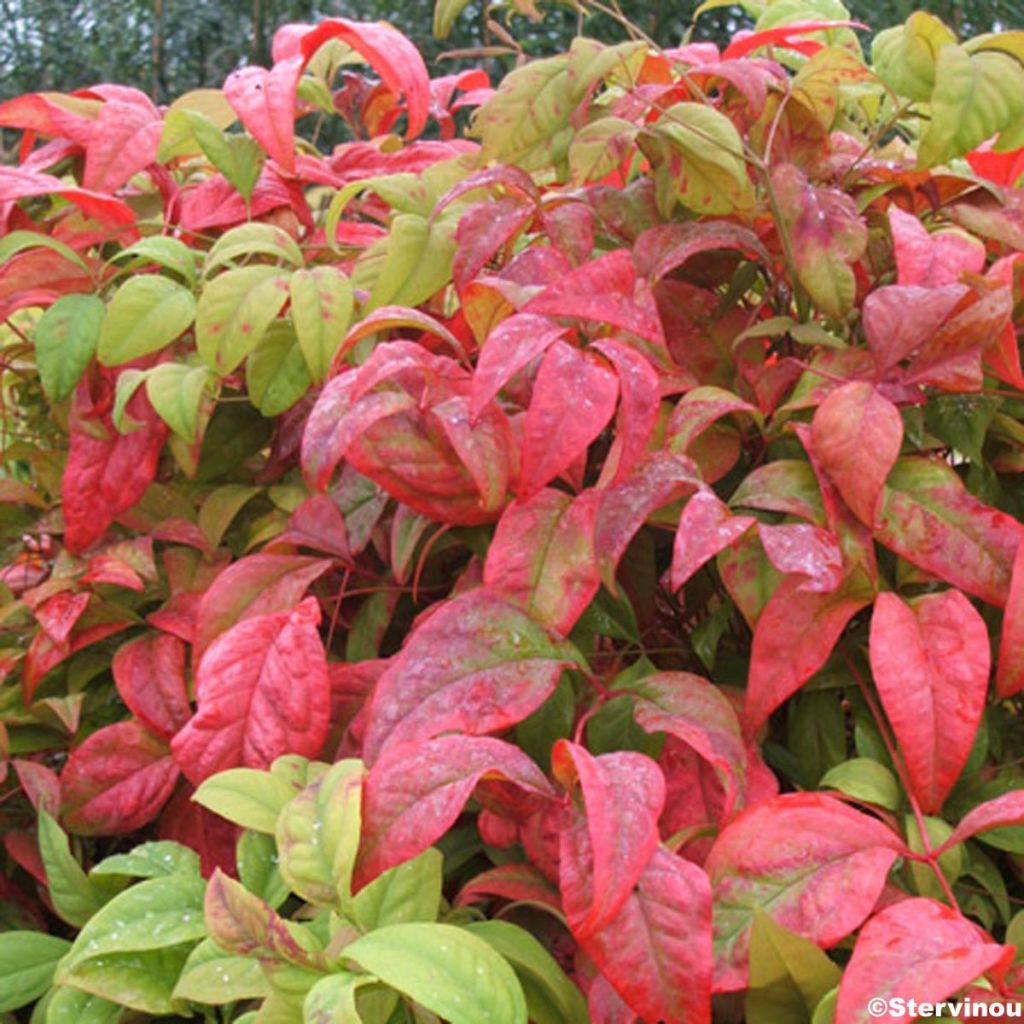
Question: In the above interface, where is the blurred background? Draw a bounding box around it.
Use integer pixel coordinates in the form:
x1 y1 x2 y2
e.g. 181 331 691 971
1 0 1021 105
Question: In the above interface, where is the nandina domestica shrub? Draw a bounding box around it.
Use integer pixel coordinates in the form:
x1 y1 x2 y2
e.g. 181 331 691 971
4 1 1024 1021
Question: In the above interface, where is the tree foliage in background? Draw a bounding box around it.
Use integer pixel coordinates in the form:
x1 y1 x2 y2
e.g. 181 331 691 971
2 0 1023 110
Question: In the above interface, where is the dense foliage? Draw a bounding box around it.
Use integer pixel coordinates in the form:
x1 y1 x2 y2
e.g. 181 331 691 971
4 1 1024 1022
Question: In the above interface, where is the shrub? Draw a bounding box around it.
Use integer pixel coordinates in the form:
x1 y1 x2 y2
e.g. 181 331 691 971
2 4 1024 1023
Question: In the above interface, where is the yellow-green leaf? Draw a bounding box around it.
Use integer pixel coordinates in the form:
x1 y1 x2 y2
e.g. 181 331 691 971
871 11 957 102
203 223 304 278
246 321 311 417
145 363 212 443
290 266 354 382
97 276 196 366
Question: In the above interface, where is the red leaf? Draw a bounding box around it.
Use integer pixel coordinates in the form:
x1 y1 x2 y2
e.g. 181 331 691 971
483 488 601 635
758 523 844 593
62 380 168 555
519 340 619 499
13 760 61 816
592 338 661 483
810 381 903 527
193 553 332 660
224 57 305 172
984 255 1024 389
744 572 873 736
112 633 191 740
671 488 756 591
30 590 90 645
554 741 665 939
356 734 553 886
835 898 1013 1024
179 165 303 232
0 166 137 231
525 249 666 346
454 197 536 291
61 721 179 834
666 386 760 455
998 542 1024 698
862 284 969 376
889 206 986 287
272 494 351 559
361 589 578 763
876 457 1024 608
82 99 162 193
630 672 747 822
940 791 1024 853
0 92 97 143
576 846 712 1024
171 597 330 784
470 312 569 420
633 221 769 283
158 785 238 877
869 590 989 814
723 20 866 60
298 20 430 139
706 792 904 990
0 248 96 320
455 862 561 913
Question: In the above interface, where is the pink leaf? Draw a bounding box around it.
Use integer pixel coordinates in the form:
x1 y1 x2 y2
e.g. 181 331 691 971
579 846 712 1024
630 672 747 821
862 284 969 376
594 452 701 592
940 791 1024 852
671 489 756 591
998 542 1024 698
554 741 665 939
61 721 179 835
362 589 579 763
889 206 986 287
870 590 990 814
112 633 192 740
744 572 874 736
810 381 903 527
224 57 305 173
299 20 430 138
525 249 666 345
483 488 602 635
835 898 1013 1024
666 386 760 455
171 597 330 784
356 734 553 886
0 166 137 231
706 792 905 991
758 523 844 593
82 100 162 193
470 312 569 420
519 340 619 499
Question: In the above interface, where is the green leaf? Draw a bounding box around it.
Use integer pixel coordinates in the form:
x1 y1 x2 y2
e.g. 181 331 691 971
38 811 108 927
433 0 472 38
819 759 901 811
276 759 364 909
871 12 957 102
464 921 588 1024
203 223 304 278
246 321 312 417
193 766 298 833
90 841 201 880
350 848 443 932
109 237 197 288
746 910 841 1024
237 830 290 910
172 938 269 1004
186 113 265 204
646 102 753 216
34 294 104 402
158 89 238 161
145 363 213 443
196 265 290 375
904 815 963 899
58 947 195 1015
0 230 90 272
918 46 1024 168
97 276 196 366
290 266 354 382
0 932 71 1013
343 923 527 1024
197 483 261 549
45 986 121 1024
111 368 147 432
355 213 456 313
569 117 639 185
60 875 207 969
302 972 369 1024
